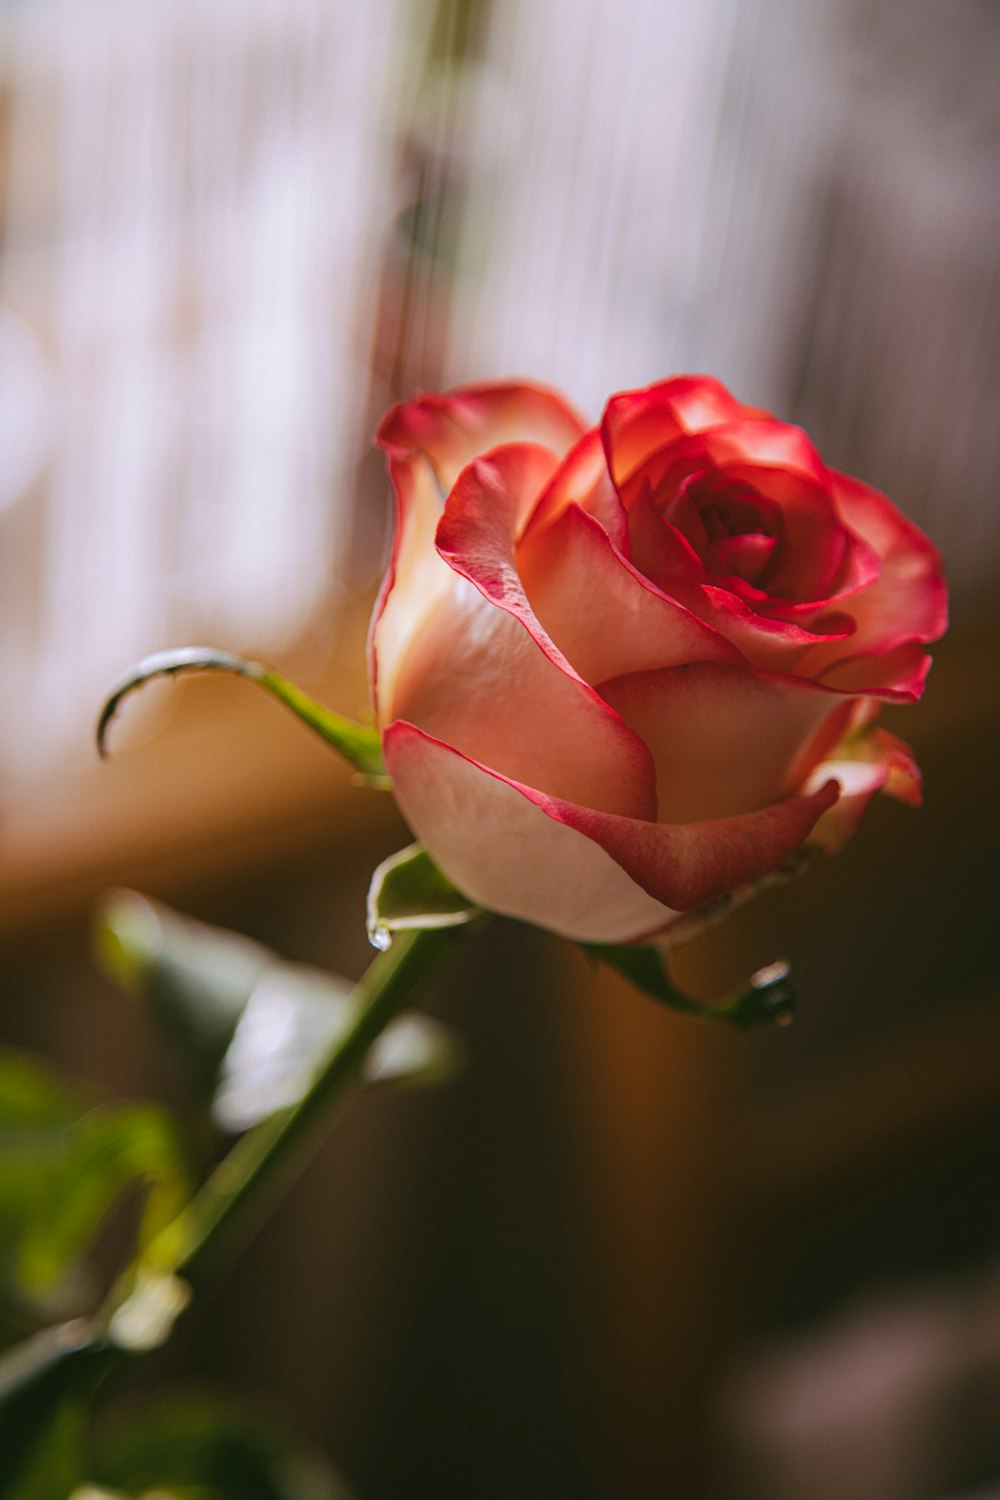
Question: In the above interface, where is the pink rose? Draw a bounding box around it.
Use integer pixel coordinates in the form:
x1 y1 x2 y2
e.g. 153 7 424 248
371 377 947 945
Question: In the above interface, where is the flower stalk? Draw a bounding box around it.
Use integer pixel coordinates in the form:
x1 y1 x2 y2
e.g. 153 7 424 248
109 924 467 1322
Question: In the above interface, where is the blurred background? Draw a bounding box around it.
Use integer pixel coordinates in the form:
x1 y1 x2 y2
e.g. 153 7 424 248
1 0 998 1495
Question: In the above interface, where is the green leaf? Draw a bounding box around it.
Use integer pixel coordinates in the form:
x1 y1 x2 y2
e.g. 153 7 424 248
0 1321 107 1498
366 844 481 949
214 959 464 1133
93 1388 358 1500
0 1051 189 1304
584 943 796 1028
96 646 386 783
95 892 274 1101
96 895 462 1136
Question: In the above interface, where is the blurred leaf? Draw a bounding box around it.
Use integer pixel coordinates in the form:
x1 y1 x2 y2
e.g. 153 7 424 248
0 1051 189 1304
366 844 480 949
94 1389 358 1500
95 892 273 1101
211 966 353 1133
214 961 463 1134
106 1269 192 1354
364 1011 466 1091
584 943 796 1028
95 894 463 1137
96 647 386 782
0 1321 106 1498
69 1490 134 1500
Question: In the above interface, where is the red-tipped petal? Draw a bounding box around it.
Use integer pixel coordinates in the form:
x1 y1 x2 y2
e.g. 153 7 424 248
551 774 840 911
372 386 584 716
649 578 857 674
517 501 742 683
804 722 922 853
700 416 829 484
602 375 758 485
377 380 586 489
795 472 948 692
370 451 456 719
385 721 840 921
598 662 853 823
383 721 676 943
526 429 630 549
817 643 934 702
395 444 657 818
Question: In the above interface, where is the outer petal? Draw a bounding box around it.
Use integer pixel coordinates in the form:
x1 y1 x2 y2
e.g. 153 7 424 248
597 663 854 823
371 381 587 713
817 644 933 702
384 722 840 929
398 445 657 818
383 721 677 943
804 727 922 853
516 501 743 683
794 472 948 694
370 450 454 718
376 380 587 490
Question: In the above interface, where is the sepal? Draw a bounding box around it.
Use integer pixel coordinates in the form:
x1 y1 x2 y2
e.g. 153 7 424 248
96 646 387 783
366 843 482 950
583 942 796 1028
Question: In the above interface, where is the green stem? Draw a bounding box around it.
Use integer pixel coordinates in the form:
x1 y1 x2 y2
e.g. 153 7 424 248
140 925 464 1287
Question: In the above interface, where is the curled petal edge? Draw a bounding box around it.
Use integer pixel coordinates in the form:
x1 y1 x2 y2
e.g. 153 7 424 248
384 720 841 925
376 380 587 487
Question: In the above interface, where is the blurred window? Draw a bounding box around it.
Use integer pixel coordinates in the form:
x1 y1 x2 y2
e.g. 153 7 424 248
0 0 408 781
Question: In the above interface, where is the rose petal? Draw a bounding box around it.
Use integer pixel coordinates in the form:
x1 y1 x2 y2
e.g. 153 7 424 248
598 662 854 822
803 760 890 854
398 444 657 817
602 375 760 486
708 531 778 583
385 721 840 922
370 450 456 718
626 482 707 583
872 728 923 807
554 775 840 912
698 416 829 484
372 381 586 718
516 501 742 683
631 445 849 604
711 463 847 602
817 644 933 702
804 728 921 853
525 429 630 551
377 379 587 489
794 472 948 692
383 720 676 943
640 574 857 673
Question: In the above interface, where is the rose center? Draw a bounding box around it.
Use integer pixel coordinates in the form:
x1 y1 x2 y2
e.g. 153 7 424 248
669 473 780 587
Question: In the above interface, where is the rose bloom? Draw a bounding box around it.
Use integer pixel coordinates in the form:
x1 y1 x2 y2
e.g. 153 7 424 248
371 377 947 945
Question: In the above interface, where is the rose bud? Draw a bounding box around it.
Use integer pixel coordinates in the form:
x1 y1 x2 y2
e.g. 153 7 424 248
371 377 947 945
